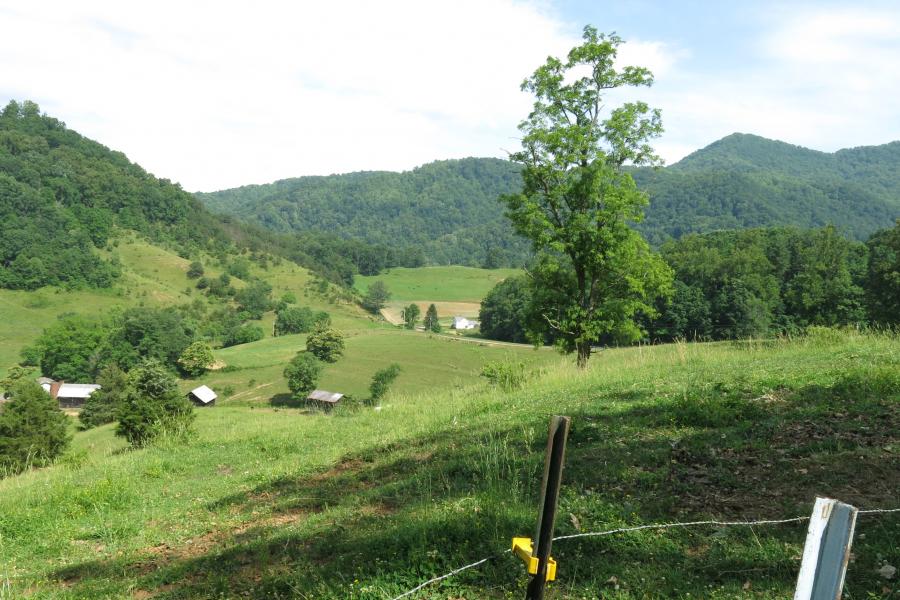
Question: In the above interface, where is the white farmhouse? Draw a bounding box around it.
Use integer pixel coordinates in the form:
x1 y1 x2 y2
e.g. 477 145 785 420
451 316 478 330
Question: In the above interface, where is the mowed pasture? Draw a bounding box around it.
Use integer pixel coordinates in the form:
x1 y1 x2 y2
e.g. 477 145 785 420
0 331 897 598
355 266 520 302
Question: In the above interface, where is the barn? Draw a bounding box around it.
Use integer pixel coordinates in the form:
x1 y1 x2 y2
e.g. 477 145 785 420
306 389 344 410
187 385 217 407
43 381 102 408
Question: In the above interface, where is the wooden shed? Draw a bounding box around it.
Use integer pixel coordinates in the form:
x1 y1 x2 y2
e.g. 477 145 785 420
187 385 217 407
306 389 344 410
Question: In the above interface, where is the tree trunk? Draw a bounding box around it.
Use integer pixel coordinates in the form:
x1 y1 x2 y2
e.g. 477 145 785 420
576 341 591 368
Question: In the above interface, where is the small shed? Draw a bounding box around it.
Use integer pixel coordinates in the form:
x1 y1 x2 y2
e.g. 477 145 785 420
451 316 478 330
53 383 101 408
306 389 344 410
188 385 217 407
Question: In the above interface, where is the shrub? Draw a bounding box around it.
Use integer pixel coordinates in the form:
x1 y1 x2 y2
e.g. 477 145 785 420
223 324 265 347
186 261 204 279
369 363 401 404
306 324 345 362
177 341 215 377
480 359 528 392
284 352 323 398
115 360 195 447
274 306 330 336
0 381 71 475
79 364 128 429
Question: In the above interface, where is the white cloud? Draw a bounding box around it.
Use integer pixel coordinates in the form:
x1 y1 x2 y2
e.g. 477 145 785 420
647 5 900 164
0 1 584 190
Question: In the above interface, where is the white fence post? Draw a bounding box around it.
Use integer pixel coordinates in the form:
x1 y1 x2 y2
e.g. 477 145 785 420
794 497 859 600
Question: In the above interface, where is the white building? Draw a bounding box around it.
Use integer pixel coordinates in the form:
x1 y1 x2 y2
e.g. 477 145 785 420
451 316 478 330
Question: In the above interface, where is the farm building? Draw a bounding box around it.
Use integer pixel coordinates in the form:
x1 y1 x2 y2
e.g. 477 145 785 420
451 316 478 330
39 380 101 408
187 385 217 407
306 389 344 410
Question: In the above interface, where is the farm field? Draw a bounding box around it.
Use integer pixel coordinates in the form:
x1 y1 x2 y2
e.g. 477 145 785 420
354 266 520 302
1 330 897 598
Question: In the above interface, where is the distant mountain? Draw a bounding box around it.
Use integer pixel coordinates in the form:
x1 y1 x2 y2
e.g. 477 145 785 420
198 158 532 267
199 134 899 264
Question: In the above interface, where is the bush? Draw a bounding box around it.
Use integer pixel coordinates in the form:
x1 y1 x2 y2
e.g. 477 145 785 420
186 261 204 279
480 359 528 392
284 352 323 398
115 360 195 447
177 341 215 376
79 364 128 429
306 324 345 362
223 324 265 347
0 381 71 475
274 306 330 336
369 364 401 404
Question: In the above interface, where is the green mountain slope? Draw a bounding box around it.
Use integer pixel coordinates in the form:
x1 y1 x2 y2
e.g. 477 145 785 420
198 134 900 259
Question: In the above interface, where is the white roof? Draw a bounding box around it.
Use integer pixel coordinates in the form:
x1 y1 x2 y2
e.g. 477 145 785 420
190 385 217 404
307 389 344 403
56 383 101 399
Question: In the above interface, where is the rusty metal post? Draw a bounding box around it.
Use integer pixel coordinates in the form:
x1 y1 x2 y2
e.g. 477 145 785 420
794 497 858 600
525 415 571 600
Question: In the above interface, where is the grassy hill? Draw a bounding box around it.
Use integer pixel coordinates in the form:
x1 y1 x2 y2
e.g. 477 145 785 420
0 330 896 598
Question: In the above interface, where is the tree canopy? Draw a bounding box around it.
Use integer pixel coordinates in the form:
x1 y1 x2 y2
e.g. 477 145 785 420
502 26 672 366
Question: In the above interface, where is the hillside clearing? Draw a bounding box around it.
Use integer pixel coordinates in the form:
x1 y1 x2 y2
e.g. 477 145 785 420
1 330 897 598
355 266 520 303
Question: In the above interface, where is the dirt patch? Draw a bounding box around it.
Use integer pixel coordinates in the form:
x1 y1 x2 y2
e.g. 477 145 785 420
207 360 227 370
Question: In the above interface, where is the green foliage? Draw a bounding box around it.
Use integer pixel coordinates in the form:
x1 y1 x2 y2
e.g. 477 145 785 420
479 359 528 391
305 324 345 363
423 303 441 333
186 261 204 279
104 307 195 371
234 279 273 319
368 363 401 403
400 303 420 329
0 366 30 395
0 380 70 475
502 27 673 366
274 306 330 336
115 360 195 447
177 341 215 377
647 226 869 341
79 364 127 429
198 157 532 270
283 352 322 398
865 219 900 325
223 324 264 347
478 275 533 343
32 315 110 381
361 280 390 314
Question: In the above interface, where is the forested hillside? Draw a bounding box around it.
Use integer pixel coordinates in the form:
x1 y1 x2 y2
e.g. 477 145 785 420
198 158 532 268
0 100 239 290
199 134 899 265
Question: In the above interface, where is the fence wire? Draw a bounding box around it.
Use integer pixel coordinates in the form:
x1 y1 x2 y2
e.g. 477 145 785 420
390 508 899 600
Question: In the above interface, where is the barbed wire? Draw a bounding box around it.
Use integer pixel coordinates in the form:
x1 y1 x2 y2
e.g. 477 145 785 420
389 508 899 600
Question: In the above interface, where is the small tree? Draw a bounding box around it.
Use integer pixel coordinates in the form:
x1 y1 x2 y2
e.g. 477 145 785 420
362 280 391 314
186 261 204 279
0 381 70 475
116 360 195 447
369 363 401 404
284 352 323 398
306 324 345 362
401 303 420 329
79 364 128 429
177 341 215 377
423 303 441 333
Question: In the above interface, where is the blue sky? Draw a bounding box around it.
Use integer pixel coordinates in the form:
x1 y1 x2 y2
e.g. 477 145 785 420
1 1 898 191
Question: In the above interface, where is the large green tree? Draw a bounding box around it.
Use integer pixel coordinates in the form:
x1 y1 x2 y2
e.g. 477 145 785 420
0 381 71 475
501 27 672 366
866 219 900 325
115 360 195 447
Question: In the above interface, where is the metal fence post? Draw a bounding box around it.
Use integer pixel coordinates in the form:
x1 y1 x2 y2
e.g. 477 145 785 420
794 497 859 600
525 415 571 600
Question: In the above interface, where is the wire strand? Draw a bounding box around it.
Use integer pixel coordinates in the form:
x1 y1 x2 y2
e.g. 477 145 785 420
389 508 899 600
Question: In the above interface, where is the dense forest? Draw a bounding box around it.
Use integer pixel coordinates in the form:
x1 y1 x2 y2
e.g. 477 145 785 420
480 222 900 345
200 134 899 268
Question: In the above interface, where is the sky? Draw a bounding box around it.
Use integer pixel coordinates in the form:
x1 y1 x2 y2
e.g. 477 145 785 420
1 1 899 191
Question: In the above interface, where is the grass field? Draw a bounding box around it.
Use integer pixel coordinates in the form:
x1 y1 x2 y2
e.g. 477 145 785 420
355 266 520 302
1 330 897 598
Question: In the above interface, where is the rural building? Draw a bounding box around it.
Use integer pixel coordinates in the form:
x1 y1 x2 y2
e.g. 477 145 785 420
187 385 217 407
306 389 343 410
40 380 102 408
451 316 478 330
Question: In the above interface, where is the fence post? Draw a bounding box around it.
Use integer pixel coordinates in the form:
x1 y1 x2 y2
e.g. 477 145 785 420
794 497 859 600
525 415 571 600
